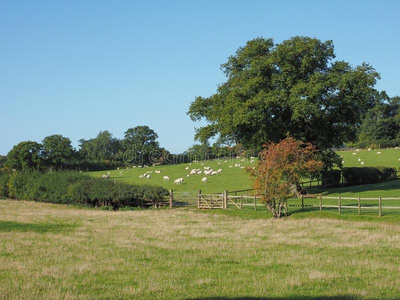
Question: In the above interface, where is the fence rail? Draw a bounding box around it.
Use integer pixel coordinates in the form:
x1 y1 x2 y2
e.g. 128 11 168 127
162 190 400 217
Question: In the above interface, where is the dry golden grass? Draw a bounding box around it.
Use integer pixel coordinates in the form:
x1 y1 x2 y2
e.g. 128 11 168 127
0 199 399 299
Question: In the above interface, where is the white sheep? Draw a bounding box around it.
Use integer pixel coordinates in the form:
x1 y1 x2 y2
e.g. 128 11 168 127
368 148 371 151
102 175 110 179
229 166 233 168
201 177 207 182
358 158 361 162
119 172 123 175
155 170 161 174
174 178 183 184
185 167 189 170
356 149 360 152
352 153 356 155
146 175 151 179
361 162 365 165
163 176 170 181
377 152 381 154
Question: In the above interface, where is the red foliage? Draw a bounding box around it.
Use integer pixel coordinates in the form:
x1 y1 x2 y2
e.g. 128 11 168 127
249 138 323 218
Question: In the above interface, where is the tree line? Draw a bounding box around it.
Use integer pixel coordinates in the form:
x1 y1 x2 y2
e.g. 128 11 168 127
1 126 246 172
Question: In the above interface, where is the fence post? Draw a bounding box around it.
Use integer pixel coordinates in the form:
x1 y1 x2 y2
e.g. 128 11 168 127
285 198 289 214
240 195 243 209
319 195 322 211
379 196 382 217
338 195 341 214
254 195 257 211
169 189 173 209
358 196 361 215
197 189 201 209
223 190 227 209
301 195 304 210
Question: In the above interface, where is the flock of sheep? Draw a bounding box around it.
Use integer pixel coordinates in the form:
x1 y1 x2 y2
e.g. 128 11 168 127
101 158 256 185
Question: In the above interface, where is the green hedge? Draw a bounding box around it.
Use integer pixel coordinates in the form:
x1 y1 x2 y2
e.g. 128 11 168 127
342 167 397 186
354 138 400 149
321 170 341 187
0 171 168 209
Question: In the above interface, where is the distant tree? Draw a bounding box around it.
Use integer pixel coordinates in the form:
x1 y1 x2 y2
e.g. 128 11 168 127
185 143 213 161
79 131 121 163
250 138 323 218
5 141 43 171
123 126 160 165
358 94 400 142
188 36 380 151
42 134 75 169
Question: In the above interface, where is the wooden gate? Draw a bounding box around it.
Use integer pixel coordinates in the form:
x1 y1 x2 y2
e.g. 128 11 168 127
198 193 224 209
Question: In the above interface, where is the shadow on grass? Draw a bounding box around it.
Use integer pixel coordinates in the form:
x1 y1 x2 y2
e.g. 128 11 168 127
308 179 400 196
186 296 361 300
0 220 78 233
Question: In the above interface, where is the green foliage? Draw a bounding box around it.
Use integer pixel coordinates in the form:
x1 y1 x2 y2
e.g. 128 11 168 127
79 130 122 164
321 169 341 187
42 134 75 169
5 141 43 171
343 166 397 186
123 126 161 165
0 171 168 209
188 36 380 151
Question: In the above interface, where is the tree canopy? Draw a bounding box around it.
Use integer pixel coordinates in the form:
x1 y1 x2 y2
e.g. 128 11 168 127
42 135 75 169
188 36 380 150
5 141 43 171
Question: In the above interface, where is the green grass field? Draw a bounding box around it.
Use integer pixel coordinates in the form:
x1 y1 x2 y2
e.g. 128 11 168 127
1 199 399 299
90 158 255 193
90 148 400 198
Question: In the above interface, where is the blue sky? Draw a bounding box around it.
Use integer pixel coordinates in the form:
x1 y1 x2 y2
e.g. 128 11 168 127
1 0 399 155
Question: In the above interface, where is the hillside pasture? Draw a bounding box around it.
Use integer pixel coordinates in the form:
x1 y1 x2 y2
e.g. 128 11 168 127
1 199 400 299
89 158 255 193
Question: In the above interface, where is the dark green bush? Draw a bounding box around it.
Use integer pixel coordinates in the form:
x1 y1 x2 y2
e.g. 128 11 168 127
321 170 341 187
343 167 397 186
0 171 168 209
0 171 10 198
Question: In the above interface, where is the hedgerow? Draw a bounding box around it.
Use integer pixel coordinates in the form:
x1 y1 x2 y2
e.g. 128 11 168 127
0 171 168 209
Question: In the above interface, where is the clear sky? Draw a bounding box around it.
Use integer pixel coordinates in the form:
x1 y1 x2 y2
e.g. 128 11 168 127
1 0 399 155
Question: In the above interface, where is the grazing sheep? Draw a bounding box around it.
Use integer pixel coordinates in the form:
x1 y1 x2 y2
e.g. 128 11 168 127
107 172 111 175
119 172 123 175
163 176 170 181
155 170 162 174
229 166 233 168
201 177 207 182
139 175 144 178
117 167 120 170
352 153 356 155
368 148 371 151
356 149 360 152
174 178 183 184
185 167 189 170
146 175 151 179
211 171 218 175
361 162 365 165
102 175 110 179
342 160 344 163
377 152 381 154
186 174 190 177
396 147 399 149
358 158 361 162
240 166 245 169
196 170 202 175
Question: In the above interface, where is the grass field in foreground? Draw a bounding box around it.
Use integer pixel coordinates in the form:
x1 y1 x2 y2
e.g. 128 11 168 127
1 199 400 299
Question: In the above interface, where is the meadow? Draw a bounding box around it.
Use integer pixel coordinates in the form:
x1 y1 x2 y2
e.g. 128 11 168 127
1 199 399 300
90 148 400 197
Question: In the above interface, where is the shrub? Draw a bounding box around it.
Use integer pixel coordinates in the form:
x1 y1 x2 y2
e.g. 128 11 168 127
0 171 10 198
343 167 397 186
321 170 341 187
2 170 168 210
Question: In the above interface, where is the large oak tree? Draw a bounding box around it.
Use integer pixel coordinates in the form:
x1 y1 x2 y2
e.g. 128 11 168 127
188 36 380 151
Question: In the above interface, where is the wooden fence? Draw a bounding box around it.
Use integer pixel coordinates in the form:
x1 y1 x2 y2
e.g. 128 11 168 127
162 190 400 217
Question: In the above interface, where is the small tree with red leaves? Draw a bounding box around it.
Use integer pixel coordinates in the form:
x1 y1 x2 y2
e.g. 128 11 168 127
249 138 323 218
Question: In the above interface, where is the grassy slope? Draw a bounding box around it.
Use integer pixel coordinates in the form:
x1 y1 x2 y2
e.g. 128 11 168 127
90 147 400 197
1 200 399 299
90 158 254 193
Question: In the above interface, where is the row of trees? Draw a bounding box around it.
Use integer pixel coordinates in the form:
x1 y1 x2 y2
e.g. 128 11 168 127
3 126 167 171
1 126 248 172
